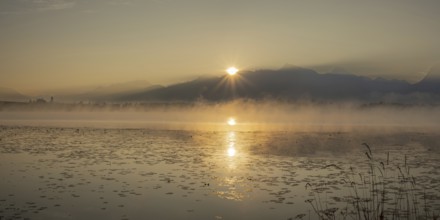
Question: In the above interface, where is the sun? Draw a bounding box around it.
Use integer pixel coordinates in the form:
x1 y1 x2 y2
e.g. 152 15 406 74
226 67 238 75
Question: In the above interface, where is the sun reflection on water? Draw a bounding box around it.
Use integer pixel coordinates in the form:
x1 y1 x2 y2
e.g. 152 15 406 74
227 117 236 126
215 129 250 201
227 145 236 157
226 131 236 158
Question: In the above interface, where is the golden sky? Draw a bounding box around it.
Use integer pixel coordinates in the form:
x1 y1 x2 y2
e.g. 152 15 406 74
1 0 440 94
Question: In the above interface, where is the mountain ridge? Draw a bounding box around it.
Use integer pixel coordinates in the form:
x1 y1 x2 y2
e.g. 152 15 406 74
118 67 439 103
0 87 29 102
2 67 439 103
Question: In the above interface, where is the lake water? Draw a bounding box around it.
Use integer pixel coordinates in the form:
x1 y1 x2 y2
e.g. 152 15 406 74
1 117 440 219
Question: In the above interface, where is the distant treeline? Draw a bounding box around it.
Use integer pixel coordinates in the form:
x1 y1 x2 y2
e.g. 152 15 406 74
0 100 200 111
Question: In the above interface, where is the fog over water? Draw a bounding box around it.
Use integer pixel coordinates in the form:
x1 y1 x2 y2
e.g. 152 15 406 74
1 101 439 130
1 101 440 220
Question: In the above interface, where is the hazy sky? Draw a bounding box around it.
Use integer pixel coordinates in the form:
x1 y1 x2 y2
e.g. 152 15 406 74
1 0 440 94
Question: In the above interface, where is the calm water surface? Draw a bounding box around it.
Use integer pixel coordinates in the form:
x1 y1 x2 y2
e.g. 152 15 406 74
1 122 439 219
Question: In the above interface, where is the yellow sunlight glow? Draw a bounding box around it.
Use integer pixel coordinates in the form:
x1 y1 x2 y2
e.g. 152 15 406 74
227 147 236 157
227 118 236 126
226 67 238 75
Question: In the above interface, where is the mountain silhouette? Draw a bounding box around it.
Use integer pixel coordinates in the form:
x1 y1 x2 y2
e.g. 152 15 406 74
56 80 160 102
0 87 29 102
119 67 431 102
414 64 440 93
4 67 439 103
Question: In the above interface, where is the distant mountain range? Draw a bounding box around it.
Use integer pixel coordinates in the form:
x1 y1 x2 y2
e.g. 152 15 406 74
414 65 440 94
1 67 440 103
117 67 440 103
57 80 161 102
0 80 158 103
0 87 28 102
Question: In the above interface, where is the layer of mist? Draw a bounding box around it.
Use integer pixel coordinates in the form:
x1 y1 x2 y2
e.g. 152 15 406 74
1 100 439 130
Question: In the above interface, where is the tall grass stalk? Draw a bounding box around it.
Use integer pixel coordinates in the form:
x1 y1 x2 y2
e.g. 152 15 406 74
305 143 439 220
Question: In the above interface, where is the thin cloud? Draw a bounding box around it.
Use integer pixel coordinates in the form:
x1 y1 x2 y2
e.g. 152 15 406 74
29 0 76 11
0 0 76 14
108 0 135 6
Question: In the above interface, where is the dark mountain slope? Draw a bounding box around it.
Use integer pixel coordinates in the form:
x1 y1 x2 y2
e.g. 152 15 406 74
120 67 436 102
